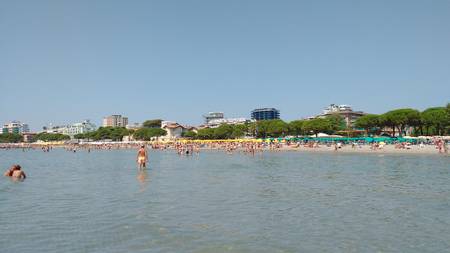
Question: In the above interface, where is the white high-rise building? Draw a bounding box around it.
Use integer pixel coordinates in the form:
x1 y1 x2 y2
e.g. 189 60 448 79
203 112 224 124
207 118 252 128
44 120 96 137
322 104 353 114
319 104 366 128
2 121 30 134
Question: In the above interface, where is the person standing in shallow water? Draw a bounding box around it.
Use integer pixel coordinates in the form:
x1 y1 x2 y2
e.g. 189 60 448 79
136 145 148 169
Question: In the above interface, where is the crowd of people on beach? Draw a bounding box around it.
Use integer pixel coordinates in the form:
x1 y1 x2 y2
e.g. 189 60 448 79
0 137 449 154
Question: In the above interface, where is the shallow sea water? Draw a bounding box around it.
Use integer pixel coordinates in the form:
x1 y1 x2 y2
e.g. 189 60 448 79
1 149 449 253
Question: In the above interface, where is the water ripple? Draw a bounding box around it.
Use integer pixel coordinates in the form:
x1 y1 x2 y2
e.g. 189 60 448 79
0 150 449 252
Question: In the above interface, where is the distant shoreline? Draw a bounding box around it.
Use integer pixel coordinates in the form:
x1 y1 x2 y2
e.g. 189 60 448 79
190 145 448 156
270 145 447 155
1 142 448 156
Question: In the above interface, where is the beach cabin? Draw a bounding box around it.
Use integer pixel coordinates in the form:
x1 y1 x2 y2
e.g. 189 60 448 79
161 122 186 139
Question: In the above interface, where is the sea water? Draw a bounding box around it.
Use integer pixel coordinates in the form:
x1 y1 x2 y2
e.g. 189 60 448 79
1 149 449 253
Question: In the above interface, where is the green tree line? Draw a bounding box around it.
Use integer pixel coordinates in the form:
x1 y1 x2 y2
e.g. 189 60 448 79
0 133 23 143
355 104 450 136
133 128 167 141
3 106 448 143
74 123 167 141
35 132 71 141
74 127 131 141
183 103 449 139
182 115 346 140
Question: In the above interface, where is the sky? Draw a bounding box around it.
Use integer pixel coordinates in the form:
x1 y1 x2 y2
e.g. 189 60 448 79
1 0 449 131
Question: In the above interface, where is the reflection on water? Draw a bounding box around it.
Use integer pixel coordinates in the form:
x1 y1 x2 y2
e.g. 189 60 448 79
0 149 449 253
136 169 149 192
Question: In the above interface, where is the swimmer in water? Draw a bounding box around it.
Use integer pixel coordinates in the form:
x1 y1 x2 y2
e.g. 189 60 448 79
4 164 26 180
136 145 148 169
4 165 14 177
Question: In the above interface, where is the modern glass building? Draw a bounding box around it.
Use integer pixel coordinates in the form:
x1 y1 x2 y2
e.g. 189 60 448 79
251 108 280 121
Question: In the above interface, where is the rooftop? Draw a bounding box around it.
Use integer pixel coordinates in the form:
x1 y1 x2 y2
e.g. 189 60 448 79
251 108 279 112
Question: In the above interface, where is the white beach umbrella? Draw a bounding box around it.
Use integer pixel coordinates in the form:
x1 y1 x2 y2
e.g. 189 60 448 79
310 133 329 137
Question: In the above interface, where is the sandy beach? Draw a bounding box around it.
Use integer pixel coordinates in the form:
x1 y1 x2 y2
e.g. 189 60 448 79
277 144 448 155
1 142 449 156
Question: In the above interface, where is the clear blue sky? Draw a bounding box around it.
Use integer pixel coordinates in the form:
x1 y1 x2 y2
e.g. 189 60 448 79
1 0 449 131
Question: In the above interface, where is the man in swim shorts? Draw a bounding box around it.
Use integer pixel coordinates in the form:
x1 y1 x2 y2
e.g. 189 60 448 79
136 145 148 169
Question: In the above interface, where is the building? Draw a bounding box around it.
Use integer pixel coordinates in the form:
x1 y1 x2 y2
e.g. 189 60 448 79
203 112 224 124
207 118 252 128
318 104 366 128
184 125 198 133
251 108 280 121
103 115 128 127
2 121 30 134
126 123 142 130
161 121 186 139
22 133 37 143
322 104 353 114
44 120 97 138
